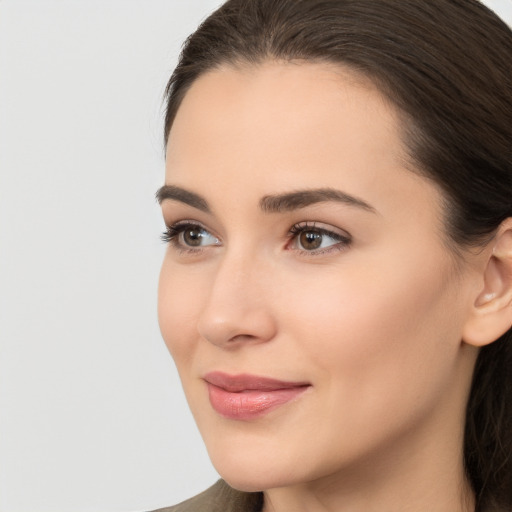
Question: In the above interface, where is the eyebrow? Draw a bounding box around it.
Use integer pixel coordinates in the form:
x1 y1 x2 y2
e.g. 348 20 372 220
156 185 210 212
260 188 377 214
156 185 376 214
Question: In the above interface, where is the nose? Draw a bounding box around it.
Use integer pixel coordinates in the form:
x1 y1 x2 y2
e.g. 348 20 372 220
197 252 278 348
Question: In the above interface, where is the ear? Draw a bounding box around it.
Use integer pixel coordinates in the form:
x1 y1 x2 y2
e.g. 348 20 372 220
462 218 512 347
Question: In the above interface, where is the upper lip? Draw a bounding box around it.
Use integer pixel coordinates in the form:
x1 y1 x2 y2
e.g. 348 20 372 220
203 371 310 392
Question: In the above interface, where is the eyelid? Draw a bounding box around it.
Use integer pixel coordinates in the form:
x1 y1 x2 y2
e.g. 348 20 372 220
161 219 221 249
287 221 352 255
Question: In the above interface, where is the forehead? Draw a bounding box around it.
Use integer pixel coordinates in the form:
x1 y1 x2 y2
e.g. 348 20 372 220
167 61 399 165
167 62 402 178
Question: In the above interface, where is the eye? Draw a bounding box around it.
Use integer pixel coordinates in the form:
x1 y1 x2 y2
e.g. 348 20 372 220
162 221 220 250
288 222 351 254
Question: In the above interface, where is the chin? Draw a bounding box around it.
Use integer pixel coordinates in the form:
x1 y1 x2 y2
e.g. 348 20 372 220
216 465 292 493
207 447 270 491
221 476 268 493
206 440 313 493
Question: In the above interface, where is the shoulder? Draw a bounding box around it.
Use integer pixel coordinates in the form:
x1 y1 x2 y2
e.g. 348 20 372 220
148 479 263 512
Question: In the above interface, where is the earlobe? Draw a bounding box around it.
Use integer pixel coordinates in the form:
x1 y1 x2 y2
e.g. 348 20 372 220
462 219 512 347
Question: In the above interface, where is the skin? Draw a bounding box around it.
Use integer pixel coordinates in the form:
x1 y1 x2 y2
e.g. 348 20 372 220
158 61 485 512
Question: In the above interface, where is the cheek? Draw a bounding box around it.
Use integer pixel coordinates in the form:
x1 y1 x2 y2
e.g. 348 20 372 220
158 258 202 363
282 250 461 414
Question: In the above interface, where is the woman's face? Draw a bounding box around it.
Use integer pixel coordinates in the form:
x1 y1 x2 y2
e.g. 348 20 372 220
158 62 478 491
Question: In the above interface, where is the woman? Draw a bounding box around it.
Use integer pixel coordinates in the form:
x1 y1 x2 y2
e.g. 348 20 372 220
154 1 512 511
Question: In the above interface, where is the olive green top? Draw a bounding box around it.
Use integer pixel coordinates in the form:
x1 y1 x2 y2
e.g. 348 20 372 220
150 480 263 512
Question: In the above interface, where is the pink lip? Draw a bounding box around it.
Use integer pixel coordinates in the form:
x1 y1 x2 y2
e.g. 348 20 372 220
203 372 310 420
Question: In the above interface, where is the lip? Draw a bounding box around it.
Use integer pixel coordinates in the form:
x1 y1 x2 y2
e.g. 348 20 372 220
203 371 311 420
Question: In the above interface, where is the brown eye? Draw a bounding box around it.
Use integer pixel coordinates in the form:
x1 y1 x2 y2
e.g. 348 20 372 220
299 230 323 250
182 227 208 246
289 223 351 253
162 222 220 249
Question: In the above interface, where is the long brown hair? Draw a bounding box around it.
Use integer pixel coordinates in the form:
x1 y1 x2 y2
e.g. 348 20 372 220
163 1 512 510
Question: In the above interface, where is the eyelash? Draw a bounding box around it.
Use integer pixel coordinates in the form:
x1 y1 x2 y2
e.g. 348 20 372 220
161 220 352 255
161 220 215 254
287 222 352 255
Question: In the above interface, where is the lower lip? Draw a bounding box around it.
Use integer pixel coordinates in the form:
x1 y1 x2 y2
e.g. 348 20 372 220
206 383 309 420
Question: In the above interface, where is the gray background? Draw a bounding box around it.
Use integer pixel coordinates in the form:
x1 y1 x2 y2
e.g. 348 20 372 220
1 1 511 511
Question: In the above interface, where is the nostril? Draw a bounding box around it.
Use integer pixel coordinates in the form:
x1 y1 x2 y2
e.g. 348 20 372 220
227 333 260 344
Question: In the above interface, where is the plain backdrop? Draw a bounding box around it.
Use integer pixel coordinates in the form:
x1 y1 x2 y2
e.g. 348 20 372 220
0 1 511 511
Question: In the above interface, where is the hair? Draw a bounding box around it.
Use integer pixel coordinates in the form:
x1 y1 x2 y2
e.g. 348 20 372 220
163 1 512 510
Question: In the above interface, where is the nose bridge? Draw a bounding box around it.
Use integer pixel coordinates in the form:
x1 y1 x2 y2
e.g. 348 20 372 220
197 246 276 346
218 246 255 289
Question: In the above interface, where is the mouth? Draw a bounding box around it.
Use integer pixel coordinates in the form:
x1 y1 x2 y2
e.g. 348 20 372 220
203 371 311 420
